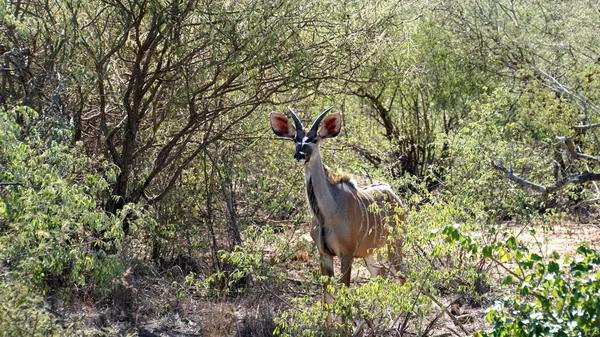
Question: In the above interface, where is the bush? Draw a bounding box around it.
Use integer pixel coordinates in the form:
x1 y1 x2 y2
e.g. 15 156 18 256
0 106 124 294
439 223 600 336
202 225 287 297
0 276 75 336
274 278 425 337
444 84 580 218
479 242 600 336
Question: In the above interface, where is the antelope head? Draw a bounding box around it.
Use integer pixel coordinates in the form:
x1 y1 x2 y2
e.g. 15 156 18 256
270 107 341 164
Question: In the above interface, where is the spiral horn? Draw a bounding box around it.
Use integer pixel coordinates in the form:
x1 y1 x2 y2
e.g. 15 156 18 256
287 106 304 131
308 106 334 136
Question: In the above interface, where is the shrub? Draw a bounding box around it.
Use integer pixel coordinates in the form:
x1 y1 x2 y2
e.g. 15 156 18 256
0 106 124 294
0 276 85 336
440 223 600 336
478 242 600 337
202 225 287 297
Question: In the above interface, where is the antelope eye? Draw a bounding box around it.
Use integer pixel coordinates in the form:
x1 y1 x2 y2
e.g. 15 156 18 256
310 138 319 144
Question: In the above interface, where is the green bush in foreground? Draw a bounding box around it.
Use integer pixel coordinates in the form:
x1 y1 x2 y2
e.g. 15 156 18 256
274 278 425 337
0 276 99 336
0 106 124 294
480 244 600 337
442 226 600 337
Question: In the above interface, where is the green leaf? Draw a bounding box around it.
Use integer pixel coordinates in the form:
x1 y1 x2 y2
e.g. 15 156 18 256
530 253 543 261
482 245 493 258
502 275 514 286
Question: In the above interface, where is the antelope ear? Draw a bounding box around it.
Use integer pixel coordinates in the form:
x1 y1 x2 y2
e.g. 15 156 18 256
318 113 341 138
270 112 296 139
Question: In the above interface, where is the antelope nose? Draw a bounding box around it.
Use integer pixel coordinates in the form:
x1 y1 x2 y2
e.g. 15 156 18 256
294 151 306 161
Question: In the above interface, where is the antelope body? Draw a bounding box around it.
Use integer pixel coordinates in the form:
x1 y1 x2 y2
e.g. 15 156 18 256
270 107 405 304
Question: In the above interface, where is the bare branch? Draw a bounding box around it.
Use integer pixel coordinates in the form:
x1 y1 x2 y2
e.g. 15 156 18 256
492 160 600 197
576 152 600 164
491 160 547 193
560 171 600 184
571 122 600 133
350 143 383 167
577 145 600 203
0 182 23 186
557 136 577 163
423 291 469 336
534 67 600 115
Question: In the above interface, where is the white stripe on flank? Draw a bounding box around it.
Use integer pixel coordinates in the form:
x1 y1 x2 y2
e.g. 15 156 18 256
348 188 367 237
361 190 379 240
354 189 372 250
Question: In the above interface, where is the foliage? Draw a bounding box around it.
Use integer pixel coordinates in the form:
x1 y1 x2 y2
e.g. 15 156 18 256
444 82 583 216
480 243 600 337
344 12 497 182
202 225 287 297
437 0 600 202
440 224 600 337
274 278 426 337
0 106 124 293
0 275 99 336
3 0 600 334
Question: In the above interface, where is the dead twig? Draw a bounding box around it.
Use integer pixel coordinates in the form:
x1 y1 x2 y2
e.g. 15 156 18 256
423 291 469 336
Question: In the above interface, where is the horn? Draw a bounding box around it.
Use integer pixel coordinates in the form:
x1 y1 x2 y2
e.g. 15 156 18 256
287 106 304 131
308 106 334 136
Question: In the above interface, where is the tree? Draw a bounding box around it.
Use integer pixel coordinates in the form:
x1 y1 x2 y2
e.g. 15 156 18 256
437 0 600 203
3 0 398 242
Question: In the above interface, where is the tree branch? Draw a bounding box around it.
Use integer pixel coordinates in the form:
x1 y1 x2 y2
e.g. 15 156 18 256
350 143 383 167
0 182 23 186
491 160 547 193
571 122 600 133
576 152 600 164
492 160 600 197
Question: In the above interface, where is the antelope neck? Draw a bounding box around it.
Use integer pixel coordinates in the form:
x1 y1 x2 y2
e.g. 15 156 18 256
303 148 336 215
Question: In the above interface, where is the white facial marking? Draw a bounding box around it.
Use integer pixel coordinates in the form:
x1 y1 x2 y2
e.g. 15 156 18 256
302 136 309 146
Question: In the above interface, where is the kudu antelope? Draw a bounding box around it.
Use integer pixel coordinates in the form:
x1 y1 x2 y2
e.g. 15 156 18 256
270 107 406 304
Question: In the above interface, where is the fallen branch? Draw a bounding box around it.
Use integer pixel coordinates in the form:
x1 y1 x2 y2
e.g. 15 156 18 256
491 160 600 197
575 152 600 164
555 136 600 164
490 161 547 193
423 291 469 336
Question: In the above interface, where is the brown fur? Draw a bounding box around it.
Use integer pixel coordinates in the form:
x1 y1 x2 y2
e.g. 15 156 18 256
323 165 355 186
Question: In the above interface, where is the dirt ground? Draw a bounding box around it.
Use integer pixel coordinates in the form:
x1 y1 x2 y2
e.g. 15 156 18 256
60 221 600 336
502 221 600 256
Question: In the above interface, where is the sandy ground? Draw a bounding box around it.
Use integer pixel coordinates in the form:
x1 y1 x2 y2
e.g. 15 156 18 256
502 222 600 256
